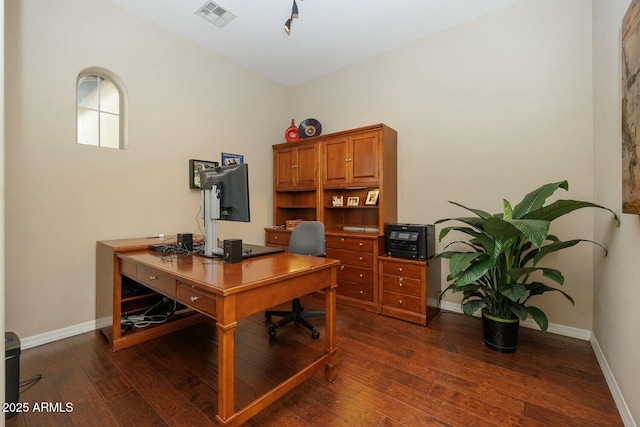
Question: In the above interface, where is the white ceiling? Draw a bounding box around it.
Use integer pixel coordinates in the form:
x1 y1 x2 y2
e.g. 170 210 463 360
107 0 523 87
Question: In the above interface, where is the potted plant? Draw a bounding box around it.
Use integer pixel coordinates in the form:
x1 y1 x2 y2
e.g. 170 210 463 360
435 181 619 353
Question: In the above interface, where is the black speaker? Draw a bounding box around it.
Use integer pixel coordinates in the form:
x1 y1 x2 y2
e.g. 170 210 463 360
223 239 242 263
5 332 20 418
177 233 193 251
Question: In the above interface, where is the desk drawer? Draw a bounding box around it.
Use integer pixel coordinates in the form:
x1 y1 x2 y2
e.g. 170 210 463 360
177 282 217 317
380 260 423 279
337 280 374 302
135 265 176 298
265 230 291 247
382 290 421 313
338 265 373 285
326 236 373 252
326 248 373 268
380 274 422 297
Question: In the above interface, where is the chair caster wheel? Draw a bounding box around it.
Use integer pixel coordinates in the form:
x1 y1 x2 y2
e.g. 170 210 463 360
311 329 320 339
269 328 276 339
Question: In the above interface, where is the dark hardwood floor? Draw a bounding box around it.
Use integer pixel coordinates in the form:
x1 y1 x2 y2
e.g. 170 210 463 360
7 298 622 426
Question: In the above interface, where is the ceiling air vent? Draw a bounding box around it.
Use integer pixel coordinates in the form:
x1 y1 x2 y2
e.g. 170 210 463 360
195 1 237 28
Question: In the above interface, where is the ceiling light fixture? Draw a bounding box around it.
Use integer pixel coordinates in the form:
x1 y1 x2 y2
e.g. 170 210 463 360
284 0 301 36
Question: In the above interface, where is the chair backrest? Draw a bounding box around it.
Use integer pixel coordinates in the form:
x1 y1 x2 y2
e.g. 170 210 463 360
288 221 325 256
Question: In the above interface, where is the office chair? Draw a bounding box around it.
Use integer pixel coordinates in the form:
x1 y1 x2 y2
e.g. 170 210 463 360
265 221 325 339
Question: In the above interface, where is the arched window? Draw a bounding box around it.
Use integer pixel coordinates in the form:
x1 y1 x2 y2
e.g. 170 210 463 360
77 68 126 149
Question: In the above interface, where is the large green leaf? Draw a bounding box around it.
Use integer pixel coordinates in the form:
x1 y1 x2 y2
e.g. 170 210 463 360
449 252 485 277
526 282 575 304
438 226 480 242
454 258 492 287
522 199 620 226
527 306 549 331
509 219 550 247
498 281 526 302
509 267 564 285
435 216 485 231
512 181 569 219
462 299 485 316
508 304 528 321
483 218 521 243
503 199 513 221
530 239 607 266
447 201 493 220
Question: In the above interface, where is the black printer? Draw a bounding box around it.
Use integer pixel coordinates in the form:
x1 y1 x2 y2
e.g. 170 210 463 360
385 223 435 260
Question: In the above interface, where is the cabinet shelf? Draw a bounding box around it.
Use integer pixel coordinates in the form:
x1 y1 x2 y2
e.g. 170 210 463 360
268 124 397 314
325 206 379 209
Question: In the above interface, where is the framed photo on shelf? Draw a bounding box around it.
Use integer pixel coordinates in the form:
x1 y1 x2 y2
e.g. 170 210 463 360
347 196 360 206
331 195 344 206
365 189 380 205
190 159 219 189
222 153 244 166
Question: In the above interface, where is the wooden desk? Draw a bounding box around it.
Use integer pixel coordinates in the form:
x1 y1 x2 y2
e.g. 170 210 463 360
96 238 339 426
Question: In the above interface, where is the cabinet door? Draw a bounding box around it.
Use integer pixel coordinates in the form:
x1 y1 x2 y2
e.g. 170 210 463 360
350 131 379 183
296 144 318 187
323 136 349 185
274 147 296 188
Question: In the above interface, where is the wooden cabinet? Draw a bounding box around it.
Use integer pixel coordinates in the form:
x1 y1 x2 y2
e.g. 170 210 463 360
268 124 397 314
274 141 319 189
320 125 397 234
326 233 383 312
273 141 321 227
96 238 203 351
378 255 441 325
323 131 379 186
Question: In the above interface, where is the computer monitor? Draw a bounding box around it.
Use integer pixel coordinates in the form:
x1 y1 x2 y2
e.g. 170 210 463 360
200 163 250 256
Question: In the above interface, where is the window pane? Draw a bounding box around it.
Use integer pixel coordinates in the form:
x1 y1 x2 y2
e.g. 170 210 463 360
77 75 99 110
77 108 99 146
100 78 119 114
100 112 120 149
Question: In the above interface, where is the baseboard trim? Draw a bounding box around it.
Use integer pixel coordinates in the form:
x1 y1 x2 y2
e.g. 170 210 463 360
590 335 637 427
20 320 97 351
439 301 592 340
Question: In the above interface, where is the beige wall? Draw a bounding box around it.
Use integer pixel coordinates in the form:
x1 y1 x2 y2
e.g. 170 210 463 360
5 0 638 422
4 0 289 338
293 0 601 331
593 0 640 422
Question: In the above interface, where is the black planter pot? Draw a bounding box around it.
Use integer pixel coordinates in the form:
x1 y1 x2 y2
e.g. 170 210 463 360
482 311 520 353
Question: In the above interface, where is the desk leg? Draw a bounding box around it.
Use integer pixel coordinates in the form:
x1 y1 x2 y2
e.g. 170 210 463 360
324 280 338 382
215 296 238 426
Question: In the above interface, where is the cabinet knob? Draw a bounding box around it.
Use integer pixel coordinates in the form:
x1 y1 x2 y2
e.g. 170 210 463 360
190 296 199 303
359 273 363 278
399 283 403 288
398 267 403 272
359 290 364 295
398 299 403 305
359 242 363 246
359 256 363 261
274 235 278 240
149 275 158 281
340 265 345 271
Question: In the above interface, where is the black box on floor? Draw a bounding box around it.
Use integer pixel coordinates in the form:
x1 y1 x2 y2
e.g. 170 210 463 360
224 239 242 263
5 332 20 418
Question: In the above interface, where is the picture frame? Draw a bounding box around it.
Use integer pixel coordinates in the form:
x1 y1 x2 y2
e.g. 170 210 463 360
347 196 360 206
222 152 244 166
190 159 219 189
331 195 344 206
365 189 380 205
